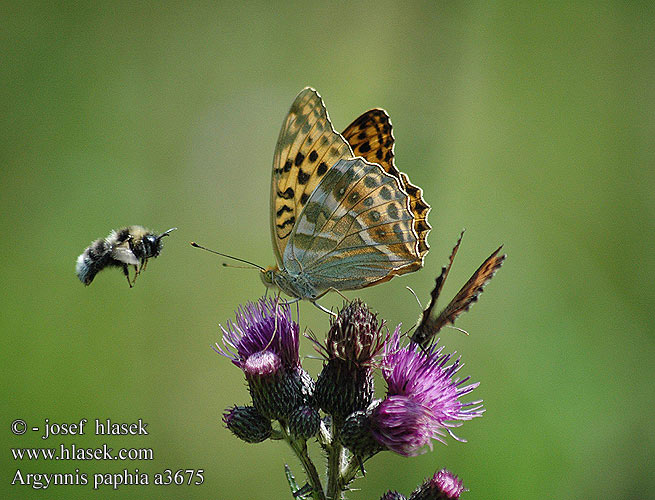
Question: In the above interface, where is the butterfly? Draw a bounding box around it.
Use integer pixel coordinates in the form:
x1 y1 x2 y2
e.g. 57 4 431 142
411 230 505 349
260 88 431 306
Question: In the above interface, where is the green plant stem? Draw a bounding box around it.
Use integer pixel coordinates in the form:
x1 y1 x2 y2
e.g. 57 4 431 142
340 455 364 488
283 424 326 500
326 424 345 500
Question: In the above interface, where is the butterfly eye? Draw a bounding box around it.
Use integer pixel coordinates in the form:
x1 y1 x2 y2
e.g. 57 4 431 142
260 269 275 287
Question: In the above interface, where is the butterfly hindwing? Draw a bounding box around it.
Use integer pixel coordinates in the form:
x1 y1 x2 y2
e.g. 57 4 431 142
284 158 422 293
271 88 354 266
342 109 431 267
412 234 506 348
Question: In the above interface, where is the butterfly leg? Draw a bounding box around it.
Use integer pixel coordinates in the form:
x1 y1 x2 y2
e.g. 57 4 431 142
323 287 350 302
311 301 337 317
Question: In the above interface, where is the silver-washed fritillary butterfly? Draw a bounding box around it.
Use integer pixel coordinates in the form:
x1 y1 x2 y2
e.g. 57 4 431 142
260 88 431 305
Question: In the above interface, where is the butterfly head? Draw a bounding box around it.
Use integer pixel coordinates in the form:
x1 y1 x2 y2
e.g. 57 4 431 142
260 266 320 301
260 266 277 289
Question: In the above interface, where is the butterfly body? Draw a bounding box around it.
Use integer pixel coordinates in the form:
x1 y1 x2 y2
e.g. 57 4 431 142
262 266 319 300
265 88 431 303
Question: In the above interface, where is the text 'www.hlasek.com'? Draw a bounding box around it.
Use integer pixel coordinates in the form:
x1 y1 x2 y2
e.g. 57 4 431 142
9 418 204 491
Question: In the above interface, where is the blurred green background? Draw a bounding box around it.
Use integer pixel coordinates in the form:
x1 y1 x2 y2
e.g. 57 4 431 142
2 1 654 499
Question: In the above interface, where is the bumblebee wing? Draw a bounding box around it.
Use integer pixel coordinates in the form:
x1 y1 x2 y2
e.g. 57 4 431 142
111 245 139 265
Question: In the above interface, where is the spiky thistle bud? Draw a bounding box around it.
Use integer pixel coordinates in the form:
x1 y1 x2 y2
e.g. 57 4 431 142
340 408 384 459
223 405 272 444
288 405 321 440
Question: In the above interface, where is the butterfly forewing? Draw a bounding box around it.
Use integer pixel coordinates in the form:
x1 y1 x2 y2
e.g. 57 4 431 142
412 236 506 348
284 158 422 293
271 88 354 265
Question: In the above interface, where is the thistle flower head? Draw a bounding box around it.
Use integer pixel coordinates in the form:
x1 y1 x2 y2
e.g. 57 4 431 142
215 298 300 372
371 332 483 456
409 469 466 500
216 299 310 420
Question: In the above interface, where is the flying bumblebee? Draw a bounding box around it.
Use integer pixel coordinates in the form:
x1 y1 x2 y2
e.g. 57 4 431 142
76 226 176 287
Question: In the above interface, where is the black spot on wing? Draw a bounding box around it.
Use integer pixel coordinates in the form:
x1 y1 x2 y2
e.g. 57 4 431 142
276 216 295 230
368 210 381 223
276 205 292 217
317 162 328 176
278 187 295 199
364 176 377 188
298 169 310 184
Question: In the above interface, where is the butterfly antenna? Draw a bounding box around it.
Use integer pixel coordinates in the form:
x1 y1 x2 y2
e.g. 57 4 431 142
222 263 255 269
405 286 423 309
190 242 265 271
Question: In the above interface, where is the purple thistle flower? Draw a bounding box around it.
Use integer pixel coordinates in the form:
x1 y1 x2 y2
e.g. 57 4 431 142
215 297 300 372
215 298 311 420
370 331 483 456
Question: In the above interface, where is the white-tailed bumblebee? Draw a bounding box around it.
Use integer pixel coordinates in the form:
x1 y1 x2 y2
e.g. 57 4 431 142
76 226 176 287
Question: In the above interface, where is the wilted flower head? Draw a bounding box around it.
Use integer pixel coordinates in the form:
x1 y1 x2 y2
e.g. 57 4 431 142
215 297 300 372
409 469 466 500
314 299 389 367
370 332 483 456
313 300 387 423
